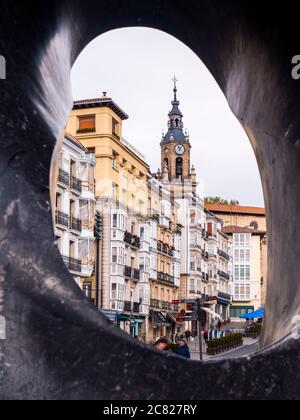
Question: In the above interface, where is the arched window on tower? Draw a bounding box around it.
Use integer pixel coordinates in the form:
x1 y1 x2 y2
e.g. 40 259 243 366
175 118 179 127
164 158 169 170
176 158 183 177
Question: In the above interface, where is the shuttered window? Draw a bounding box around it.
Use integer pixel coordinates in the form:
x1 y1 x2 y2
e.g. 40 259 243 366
78 115 96 132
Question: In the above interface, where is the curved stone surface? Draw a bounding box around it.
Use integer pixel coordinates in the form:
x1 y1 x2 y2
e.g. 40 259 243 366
0 0 300 400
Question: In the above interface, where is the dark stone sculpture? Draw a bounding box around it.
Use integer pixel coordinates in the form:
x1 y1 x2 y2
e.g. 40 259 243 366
0 0 300 400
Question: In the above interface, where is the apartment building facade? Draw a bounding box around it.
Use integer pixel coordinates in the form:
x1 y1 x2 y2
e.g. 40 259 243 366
66 93 182 342
206 211 232 321
206 204 267 318
147 175 182 342
55 133 96 297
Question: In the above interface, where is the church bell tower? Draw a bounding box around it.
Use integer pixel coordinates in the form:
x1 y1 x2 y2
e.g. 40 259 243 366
161 77 192 182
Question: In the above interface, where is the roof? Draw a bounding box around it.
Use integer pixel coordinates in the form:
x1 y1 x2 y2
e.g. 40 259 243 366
162 128 189 143
169 103 183 118
223 225 266 235
65 132 87 152
206 204 266 216
73 95 129 120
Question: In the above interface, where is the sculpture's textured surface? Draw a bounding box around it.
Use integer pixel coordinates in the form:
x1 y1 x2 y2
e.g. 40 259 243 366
0 0 300 400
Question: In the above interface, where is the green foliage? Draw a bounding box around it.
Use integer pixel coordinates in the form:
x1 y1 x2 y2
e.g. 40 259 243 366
168 343 178 353
207 333 243 349
251 323 262 335
205 197 240 206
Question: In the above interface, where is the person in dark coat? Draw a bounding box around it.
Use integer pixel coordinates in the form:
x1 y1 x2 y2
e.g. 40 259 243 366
185 330 191 341
176 339 191 359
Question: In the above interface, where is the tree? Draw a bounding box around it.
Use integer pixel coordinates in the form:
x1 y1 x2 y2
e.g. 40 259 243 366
205 197 240 206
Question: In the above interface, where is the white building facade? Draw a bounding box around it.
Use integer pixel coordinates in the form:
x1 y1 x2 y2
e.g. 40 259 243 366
55 133 96 294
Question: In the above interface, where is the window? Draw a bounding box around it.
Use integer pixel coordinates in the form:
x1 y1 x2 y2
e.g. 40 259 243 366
230 306 254 318
176 158 183 177
234 285 251 301
139 200 144 214
112 183 118 198
140 256 149 273
190 279 195 293
112 247 118 263
112 153 117 170
234 233 251 247
78 115 96 133
111 283 124 301
70 160 77 179
190 256 195 271
70 199 76 218
56 236 62 252
140 227 145 241
112 118 119 137
69 240 75 258
83 283 92 299
197 279 201 292
131 195 136 207
112 214 118 228
56 192 62 211
234 265 251 282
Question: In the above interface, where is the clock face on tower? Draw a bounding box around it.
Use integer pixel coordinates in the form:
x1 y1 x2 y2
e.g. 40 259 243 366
175 144 185 155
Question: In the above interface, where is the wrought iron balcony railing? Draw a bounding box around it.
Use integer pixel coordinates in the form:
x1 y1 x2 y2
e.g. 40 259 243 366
70 176 82 194
218 249 230 261
58 169 69 187
218 270 231 281
124 266 141 280
63 256 82 274
56 211 69 228
124 232 140 249
70 217 82 233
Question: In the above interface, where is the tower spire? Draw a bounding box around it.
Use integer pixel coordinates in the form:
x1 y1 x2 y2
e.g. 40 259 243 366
172 75 179 103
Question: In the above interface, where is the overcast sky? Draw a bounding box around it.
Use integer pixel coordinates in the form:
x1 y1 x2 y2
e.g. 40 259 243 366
71 28 264 207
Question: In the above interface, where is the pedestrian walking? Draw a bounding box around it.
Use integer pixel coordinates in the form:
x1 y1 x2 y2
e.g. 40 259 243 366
176 339 191 359
185 330 191 341
203 328 209 342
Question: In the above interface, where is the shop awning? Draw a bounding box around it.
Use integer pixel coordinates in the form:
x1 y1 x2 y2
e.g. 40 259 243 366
201 307 222 320
167 313 183 325
100 309 118 323
240 308 265 320
149 310 171 327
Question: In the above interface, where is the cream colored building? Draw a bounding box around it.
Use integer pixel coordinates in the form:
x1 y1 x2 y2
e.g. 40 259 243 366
206 204 267 318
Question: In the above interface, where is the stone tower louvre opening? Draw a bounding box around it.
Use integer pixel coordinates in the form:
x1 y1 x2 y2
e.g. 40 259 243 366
0 0 300 400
